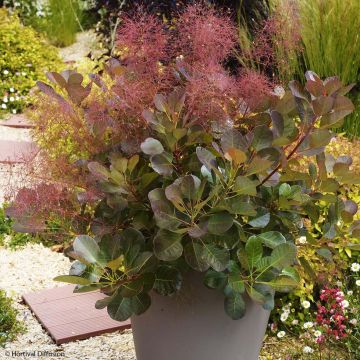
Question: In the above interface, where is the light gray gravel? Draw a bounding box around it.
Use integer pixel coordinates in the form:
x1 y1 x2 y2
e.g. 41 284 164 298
0 243 136 360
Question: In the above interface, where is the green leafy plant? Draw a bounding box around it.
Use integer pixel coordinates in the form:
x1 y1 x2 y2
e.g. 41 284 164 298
0 290 25 347
10 5 359 324
0 205 34 249
44 0 83 47
43 68 359 321
0 8 62 114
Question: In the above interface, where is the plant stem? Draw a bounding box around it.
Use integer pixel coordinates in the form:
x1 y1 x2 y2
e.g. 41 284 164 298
259 121 316 186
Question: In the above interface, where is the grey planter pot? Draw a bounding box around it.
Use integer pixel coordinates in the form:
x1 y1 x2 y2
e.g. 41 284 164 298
131 273 270 360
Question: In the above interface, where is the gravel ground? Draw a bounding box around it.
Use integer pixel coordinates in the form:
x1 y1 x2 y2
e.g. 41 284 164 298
0 243 136 360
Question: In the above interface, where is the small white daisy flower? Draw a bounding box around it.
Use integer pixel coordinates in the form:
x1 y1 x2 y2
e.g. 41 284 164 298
302 300 311 309
12 109 17 114
1 103 7 109
351 263 360 272
21 71 26 76
9 87 15 92
3 97 8 103
3 70 9 75
341 300 349 308
314 330 322 337
347 291 353 296
336 281 343 287
291 319 299 325
303 322 314 329
350 318 357 325
356 279 360 287
280 313 289 322
298 236 307 244
9 97 14 102
277 331 286 338
303 346 314 354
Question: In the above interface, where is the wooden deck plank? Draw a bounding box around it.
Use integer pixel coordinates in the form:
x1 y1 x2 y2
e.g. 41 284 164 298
22 285 132 345
0 140 38 164
0 114 34 129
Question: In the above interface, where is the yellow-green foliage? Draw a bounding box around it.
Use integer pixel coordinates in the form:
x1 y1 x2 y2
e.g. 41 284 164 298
0 289 25 346
29 69 113 168
0 9 63 114
292 137 360 300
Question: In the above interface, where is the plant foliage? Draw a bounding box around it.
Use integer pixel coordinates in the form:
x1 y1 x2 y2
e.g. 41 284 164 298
8 5 359 322
45 69 358 321
0 8 62 114
0 290 25 347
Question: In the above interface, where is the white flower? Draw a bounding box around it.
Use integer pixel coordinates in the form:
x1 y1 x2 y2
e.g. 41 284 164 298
302 300 311 309
303 346 314 354
336 281 343 287
277 331 286 338
347 291 353 296
1 103 7 109
280 313 289 322
303 322 314 329
273 85 286 98
3 96 8 103
3 70 9 75
12 109 16 114
351 263 360 272
314 330 322 337
292 319 299 325
337 220 342 226
21 71 26 76
337 291 344 297
350 318 357 325
356 280 360 287
298 236 307 244
9 97 14 102
341 300 349 308
9 87 15 92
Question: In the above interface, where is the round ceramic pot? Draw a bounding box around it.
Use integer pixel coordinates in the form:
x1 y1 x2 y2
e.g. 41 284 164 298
131 272 270 360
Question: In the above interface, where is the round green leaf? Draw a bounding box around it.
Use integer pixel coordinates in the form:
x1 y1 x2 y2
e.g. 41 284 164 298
270 243 297 270
257 231 286 249
54 275 92 286
140 138 164 155
245 236 263 269
224 293 246 320
73 235 101 265
131 293 151 315
107 293 133 321
184 242 210 272
153 230 183 261
207 212 233 235
204 270 227 289
202 244 230 272
153 265 182 296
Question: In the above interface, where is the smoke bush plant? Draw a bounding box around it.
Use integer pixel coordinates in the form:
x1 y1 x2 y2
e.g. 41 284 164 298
8 4 360 321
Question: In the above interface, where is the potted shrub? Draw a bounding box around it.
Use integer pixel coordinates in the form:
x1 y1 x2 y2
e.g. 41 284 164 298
8 4 360 360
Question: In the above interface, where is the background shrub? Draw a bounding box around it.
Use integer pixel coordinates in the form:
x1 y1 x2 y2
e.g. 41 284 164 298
0 290 24 347
86 0 269 55
1 0 87 47
0 8 62 115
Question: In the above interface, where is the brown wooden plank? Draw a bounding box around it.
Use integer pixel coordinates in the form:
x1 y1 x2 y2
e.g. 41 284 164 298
50 317 131 344
0 140 38 164
28 292 105 314
22 285 83 305
0 114 34 129
22 285 132 345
